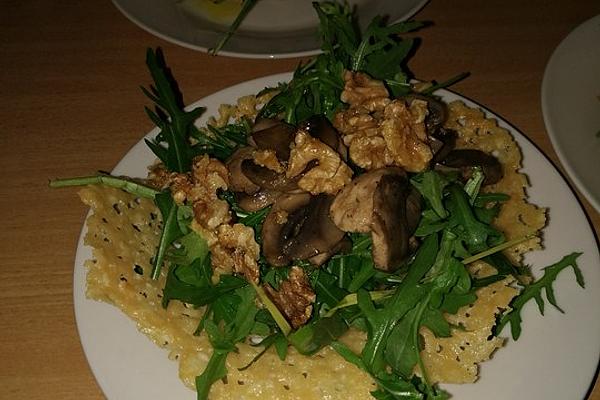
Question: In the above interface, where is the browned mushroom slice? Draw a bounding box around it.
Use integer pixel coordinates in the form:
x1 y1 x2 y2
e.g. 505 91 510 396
283 195 345 265
371 174 411 271
299 115 348 160
250 118 296 162
330 167 421 272
262 193 311 266
241 159 302 193
236 189 280 212
226 147 260 194
429 127 457 165
403 94 448 132
330 167 406 233
261 193 346 267
440 149 503 185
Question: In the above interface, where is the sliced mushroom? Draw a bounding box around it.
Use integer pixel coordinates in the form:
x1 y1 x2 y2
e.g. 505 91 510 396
429 127 457 165
299 115 348 160
250 118 296 162
262 193 346 267
404 94 448 132
284 195 345 263
241 159 302 193
330 167 406 233
226 147 260 194
371 174 410 271
439 149 503 185
330 167 421 271
262 193 311 267
237 189 280 212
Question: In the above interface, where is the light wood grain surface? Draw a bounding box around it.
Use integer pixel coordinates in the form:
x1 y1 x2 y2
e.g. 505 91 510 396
1 1 599 399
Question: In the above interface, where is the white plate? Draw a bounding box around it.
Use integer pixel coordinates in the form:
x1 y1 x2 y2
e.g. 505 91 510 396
111 0 429 58
74 73 600 400
542 14 600 213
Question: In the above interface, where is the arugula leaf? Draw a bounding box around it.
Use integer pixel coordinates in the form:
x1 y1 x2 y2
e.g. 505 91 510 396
288 314 348 355
144 48 248 168
384 304 426 378
151 191 185 279
411 170 451 219
371 373 447 400
143 48 205 173
330 340 367 371
463 166 484 204
194 346 228 400
195 285 259 400
259 56 345 124
191 119 251 161
494 252 584 340
238 332 287 371
163 267 246 308
447 183 504 253
314 1 359 65
359 234 438 374
167 231 209 267
353 18 423 73
260 2 424 125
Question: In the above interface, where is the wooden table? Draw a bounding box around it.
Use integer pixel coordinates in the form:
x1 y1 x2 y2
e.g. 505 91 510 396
1 0 599 399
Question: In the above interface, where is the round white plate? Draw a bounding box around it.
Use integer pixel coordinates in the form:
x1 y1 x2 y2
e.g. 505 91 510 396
74 73 600 400
542 14 600 213
111 0 429 58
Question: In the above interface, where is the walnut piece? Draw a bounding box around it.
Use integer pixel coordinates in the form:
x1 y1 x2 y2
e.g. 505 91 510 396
286 130 353 195
147 155 261 283
263 266 316 328
334 71 433 172
211 223 261 283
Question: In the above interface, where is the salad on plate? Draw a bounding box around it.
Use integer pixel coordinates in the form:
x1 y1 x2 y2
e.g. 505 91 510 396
51 2 584 399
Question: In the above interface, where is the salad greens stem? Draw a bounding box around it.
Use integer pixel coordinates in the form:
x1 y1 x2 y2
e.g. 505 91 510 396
251 281 292 336
462 234 536 265
209 0 258 55
323 289 395 318
49 175 159 199
421 72 471 95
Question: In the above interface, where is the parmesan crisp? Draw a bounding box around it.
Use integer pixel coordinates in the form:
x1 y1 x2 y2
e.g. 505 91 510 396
79 100 546 398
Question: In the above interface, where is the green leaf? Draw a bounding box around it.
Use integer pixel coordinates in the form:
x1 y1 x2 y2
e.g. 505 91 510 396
463 166 484 204
152 191 185 280
352 19 424 75
330 340 366 371
162 269 246 308
421 307 451 338
371 373 425 400
359 234 438 374
144 48 206 173
195 285 259 399
494 252 584 339
167 231 209 268
411 171 451 219
288 314 349 355
384 306 422 377
447 184 504 253
195 350 228 400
